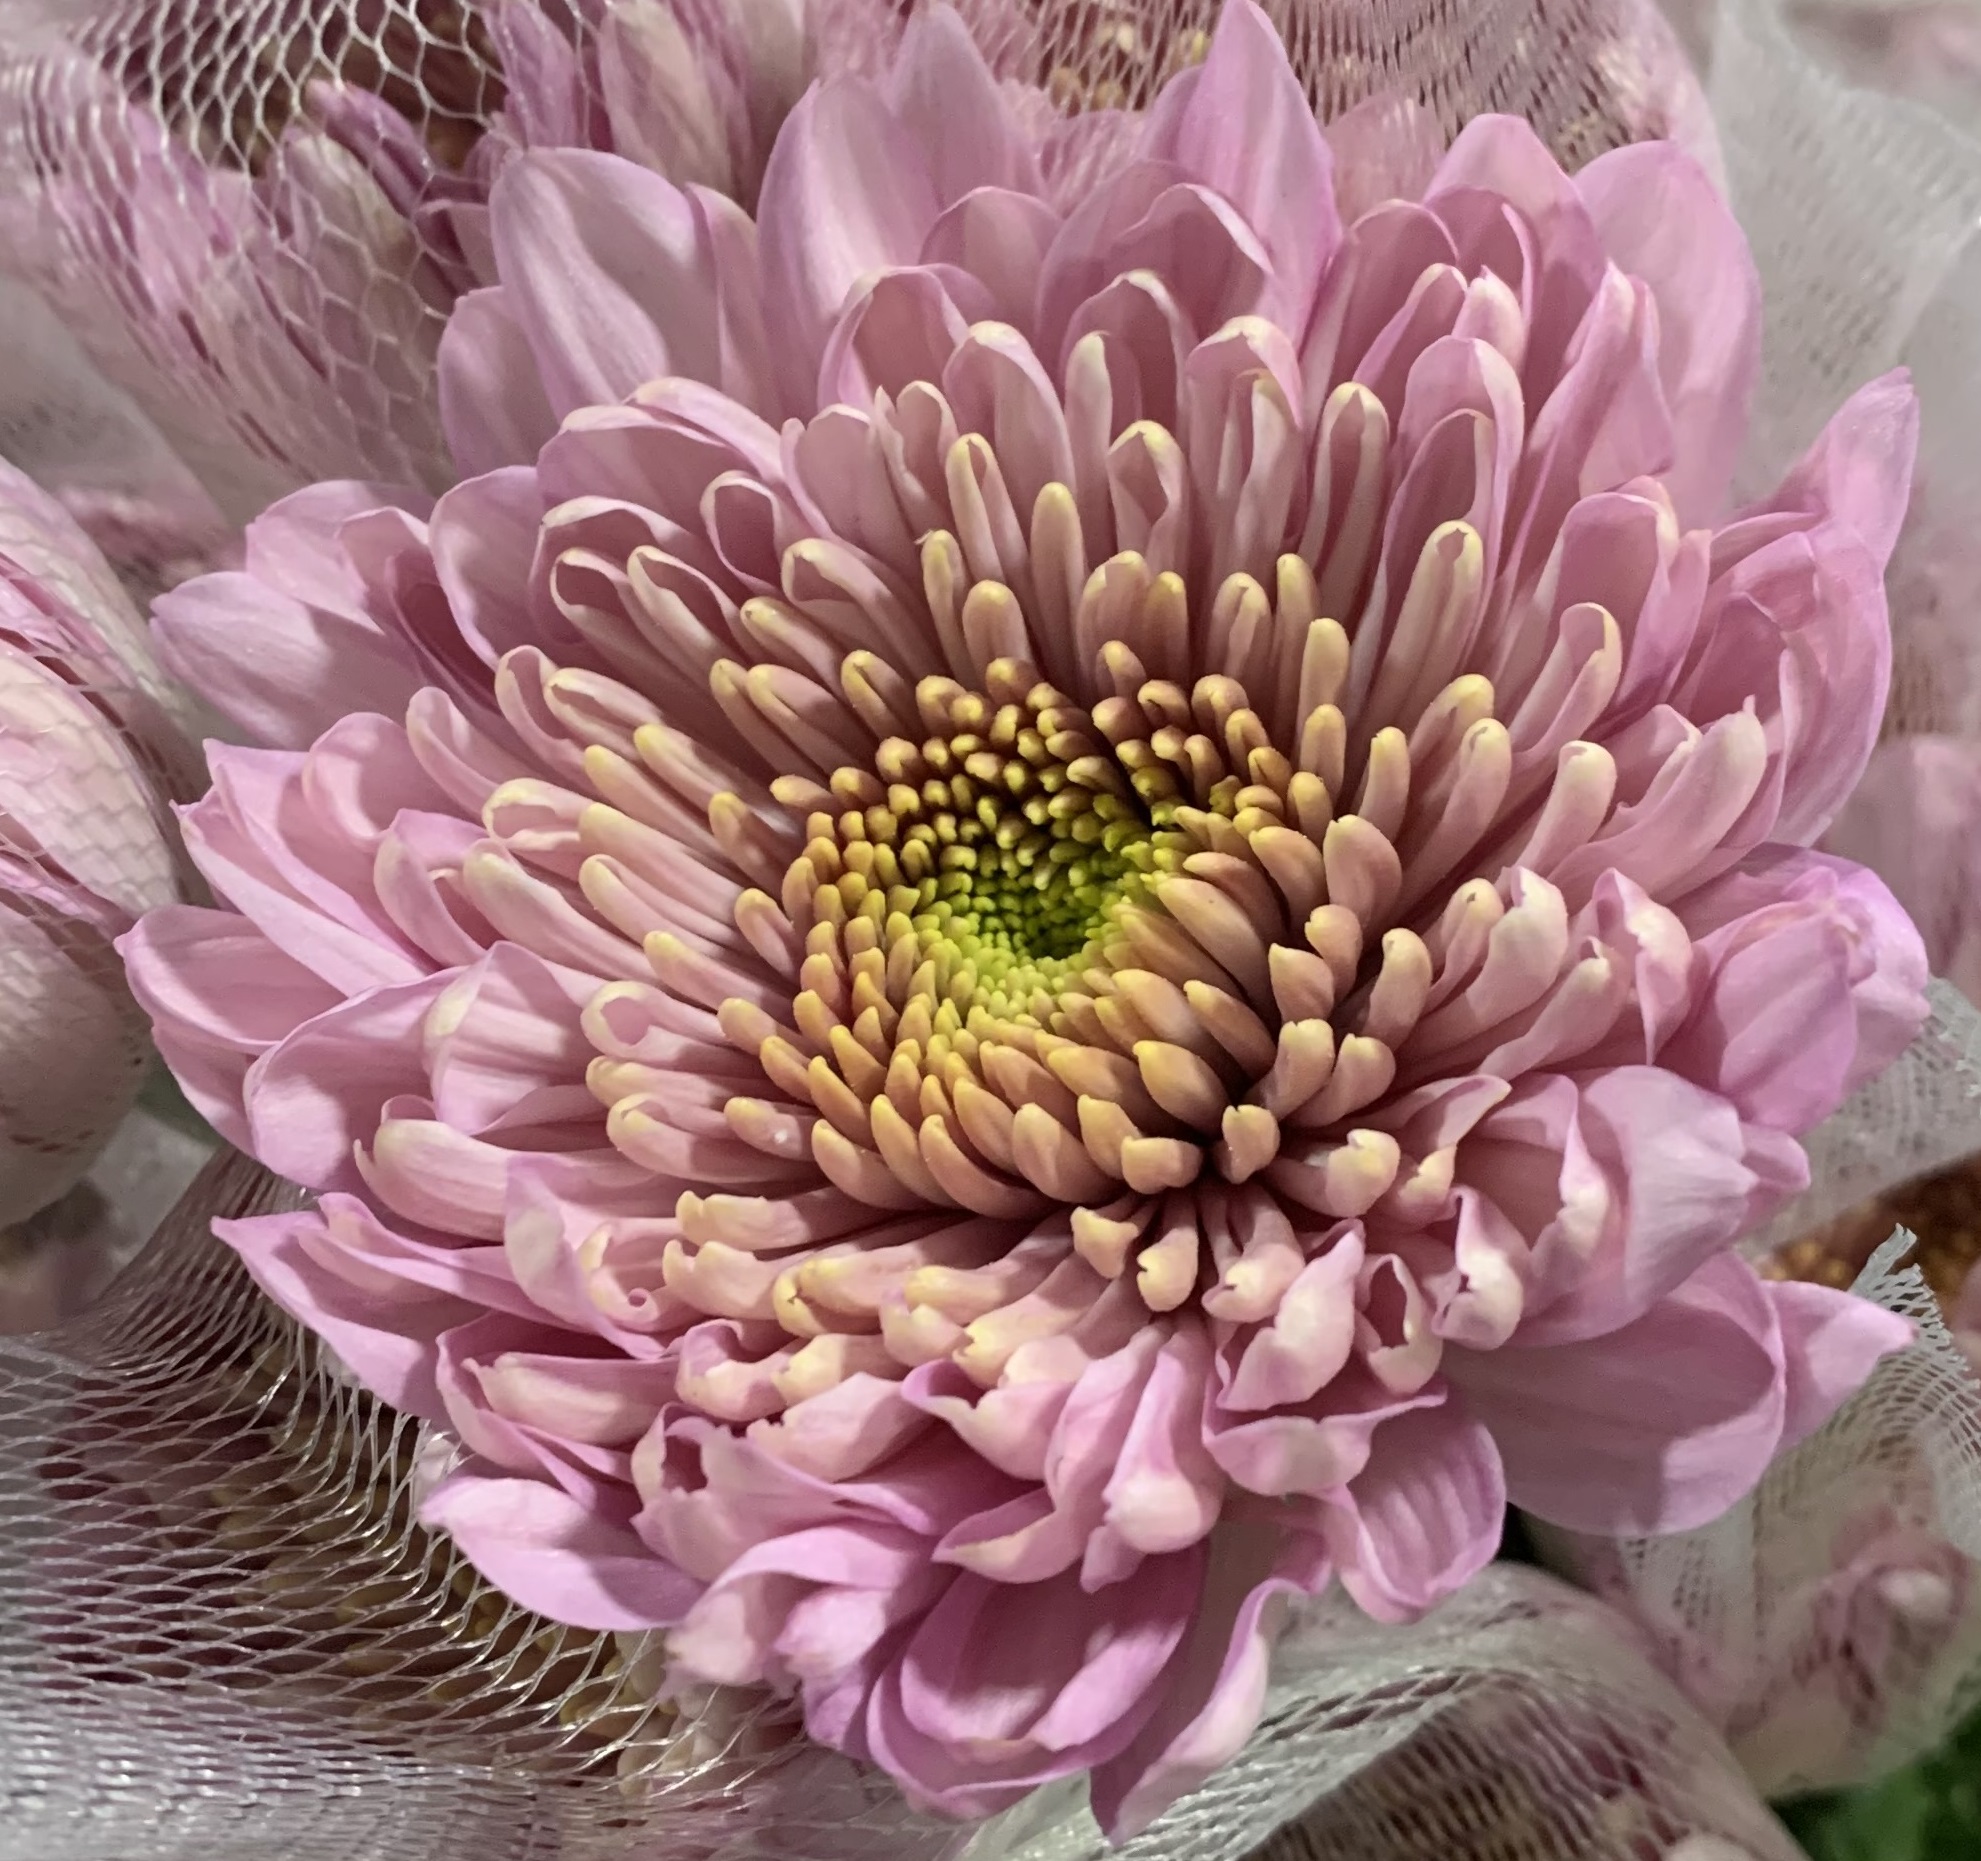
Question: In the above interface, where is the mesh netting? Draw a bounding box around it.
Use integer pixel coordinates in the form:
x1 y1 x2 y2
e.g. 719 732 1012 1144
0 453 210 1268
1749 981 1981 1255
996 1570 1812 1861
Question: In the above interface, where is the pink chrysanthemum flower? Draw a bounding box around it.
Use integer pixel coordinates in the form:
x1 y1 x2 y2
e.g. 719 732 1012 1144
125 0 1931 1832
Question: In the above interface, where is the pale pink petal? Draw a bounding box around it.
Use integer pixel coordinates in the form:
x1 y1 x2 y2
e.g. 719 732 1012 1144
153 569 423 750
421 1465 700 1629
1679 848 1930 1103
217 1204 476 1420
1453 1253 1787 1534
1825 738 1981 977
1745 368 1918 571
487 151 769 420
243 973 448 1193
1140 0 1338 333
1323 1405 1504 1622
1489 1069 1762 1346
1325 95 1444 224
756 80 940 414
1767 1278 1913 1451
437 287 560 476
1090 1524 1332 1840
883 7 1044 208
1575 142 1760 525
869 1549 1204 1819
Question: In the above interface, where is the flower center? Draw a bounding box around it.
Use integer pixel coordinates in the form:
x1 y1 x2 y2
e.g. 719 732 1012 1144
803 657 1179 997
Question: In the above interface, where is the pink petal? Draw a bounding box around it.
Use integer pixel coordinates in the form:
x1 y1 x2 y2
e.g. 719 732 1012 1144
1510 1067 1769 1345
177 779 426 998
120 902 341 1055
921 188 1062 329
1324 1404 1504 1622
421 1465 699 1630
487 151 767 419
1575 141 1760 525
242 479 434 607
1223 1233 1364 1410
217 1204 475 1421
437 289 560 477
674 1521 928 1686
748 1372 930 1483
873 1551 1203 1817
433 287 558 479
883 6 1044 208
1089 1523 1332 1840
153 570 422 750
1454 1252 1787 1534
1748 368 1918 572
756 79 940 415
1767 1278 1913 1451
1139 0 1338 333
429 469 554 673
905 1358 1071 1483
1427 114 1589 252
1824 738 1981 985
1688 376 1918 846
1325 94 1444 223
243 972 448 1193
1663 891 1873 1133
1104 1319 1225 1556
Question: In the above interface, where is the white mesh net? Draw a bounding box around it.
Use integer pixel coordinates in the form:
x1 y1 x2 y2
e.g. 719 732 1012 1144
0 1151 975 1861
980 1571 1814 1861
2 0 1981 1856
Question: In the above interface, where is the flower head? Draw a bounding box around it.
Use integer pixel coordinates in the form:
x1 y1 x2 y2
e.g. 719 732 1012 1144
1 457 194 1229
128 0 1929 1832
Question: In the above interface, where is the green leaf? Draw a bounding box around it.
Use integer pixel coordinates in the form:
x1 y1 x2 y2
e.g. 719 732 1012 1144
1777 1694 1981 1861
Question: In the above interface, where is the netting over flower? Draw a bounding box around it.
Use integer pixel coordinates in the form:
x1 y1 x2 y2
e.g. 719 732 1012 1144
0 455 198 1234
123 0 1933 1834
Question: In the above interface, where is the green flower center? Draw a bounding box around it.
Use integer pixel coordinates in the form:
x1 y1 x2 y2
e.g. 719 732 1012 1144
792 659 1210 1015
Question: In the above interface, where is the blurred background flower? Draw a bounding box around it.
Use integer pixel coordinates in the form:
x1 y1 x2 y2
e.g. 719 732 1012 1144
0 454 210 1326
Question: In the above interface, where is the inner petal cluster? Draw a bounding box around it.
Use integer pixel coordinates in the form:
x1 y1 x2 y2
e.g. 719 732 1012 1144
579 465 1513 1341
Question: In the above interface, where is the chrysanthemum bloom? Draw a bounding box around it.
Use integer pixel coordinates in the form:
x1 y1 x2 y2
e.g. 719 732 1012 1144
126 0 1931 1831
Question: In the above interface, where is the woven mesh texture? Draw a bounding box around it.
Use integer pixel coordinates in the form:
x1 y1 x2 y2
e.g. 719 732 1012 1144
0 464 205 1241
1751 981 1981 1254
981 1570 1811 1861
1702 0 1981 766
